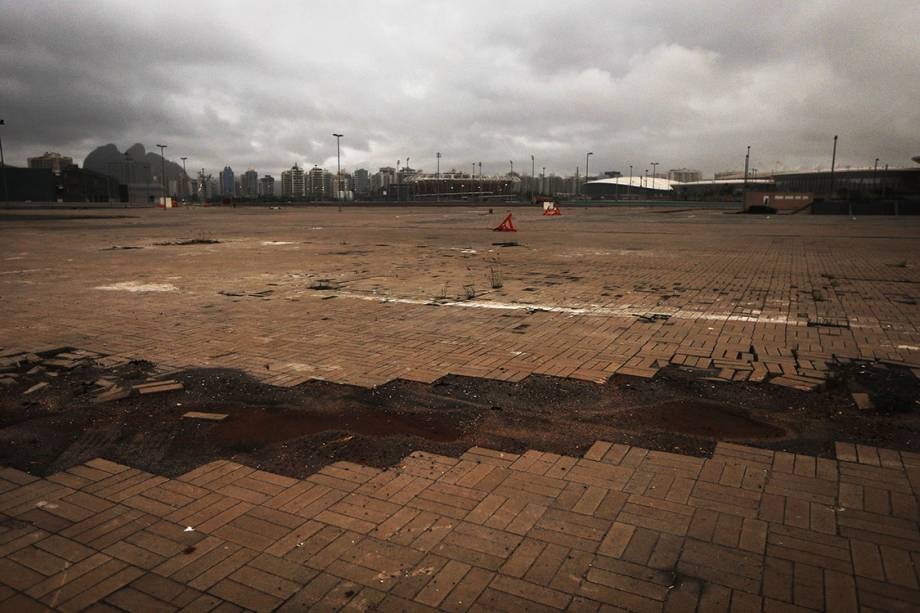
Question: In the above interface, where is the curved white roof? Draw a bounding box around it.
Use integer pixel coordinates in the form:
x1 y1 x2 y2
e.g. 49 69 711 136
586 177 675 191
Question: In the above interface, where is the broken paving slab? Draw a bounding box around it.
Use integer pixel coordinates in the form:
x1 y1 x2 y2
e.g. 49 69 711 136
41 358 83 370
24 382 48 395
182 411 228 421
133 380 184 394
851 392 875 411
92 386 131 403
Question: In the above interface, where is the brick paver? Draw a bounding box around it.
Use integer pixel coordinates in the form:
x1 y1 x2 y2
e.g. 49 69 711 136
1 208 918 389
2 440 919 610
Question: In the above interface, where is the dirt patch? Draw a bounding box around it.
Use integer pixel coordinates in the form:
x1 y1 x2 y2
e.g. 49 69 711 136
616 400 786 439
205 405 463 450
1 349 919 479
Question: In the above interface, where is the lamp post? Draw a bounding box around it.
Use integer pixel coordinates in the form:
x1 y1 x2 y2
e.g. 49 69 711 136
156 144 167 203
873 157 879 199
471 163 476 200
628 164 633 195
541 167 546 195
180 156 187 200
531 154 535 203
478 162 482 200
644 169 649 191
0 119 7 203
436 152 441 202
743 145 750 188
584 152 593 203
829 135 838 198
332 134 343 201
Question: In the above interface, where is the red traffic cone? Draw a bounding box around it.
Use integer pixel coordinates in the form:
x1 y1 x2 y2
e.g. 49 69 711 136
493 213 517 232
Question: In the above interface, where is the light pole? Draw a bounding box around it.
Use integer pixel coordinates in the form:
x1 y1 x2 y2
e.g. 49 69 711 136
650 162 659 181
541 167 546 195
0 119 7 203
584 152 593 203
644 169 649 190
743 145 750 189
830 135 838 198
332 134 343 201
156 144 167 203
471 163 475 200
478 162 482 200
873 157 879 199
180 156 187 200
531 154 535 203
436 152 441 202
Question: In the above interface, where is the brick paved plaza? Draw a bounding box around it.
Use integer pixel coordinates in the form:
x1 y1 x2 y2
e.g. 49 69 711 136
2 207 918 387
2 440 920 611
2 206 920 611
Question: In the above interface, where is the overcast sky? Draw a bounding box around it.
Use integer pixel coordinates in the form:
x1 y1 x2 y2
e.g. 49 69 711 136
2 0 918 178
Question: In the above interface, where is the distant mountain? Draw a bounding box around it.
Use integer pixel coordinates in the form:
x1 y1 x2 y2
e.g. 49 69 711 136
83 143 186 181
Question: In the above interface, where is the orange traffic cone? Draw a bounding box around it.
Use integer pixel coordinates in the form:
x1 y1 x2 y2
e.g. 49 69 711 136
493 213 517 232
543 206 561 216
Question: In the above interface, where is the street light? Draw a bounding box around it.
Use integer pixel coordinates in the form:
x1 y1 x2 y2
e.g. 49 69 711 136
180 156 187 200
584 152 593 203
0 119 7 203
156 144 167 203
531 154 535 203
436 152 441 202
830 135 838 198
541 166 546 195
874 157 879 198
743 145 751 190
478 162 482 200
332 134 343 201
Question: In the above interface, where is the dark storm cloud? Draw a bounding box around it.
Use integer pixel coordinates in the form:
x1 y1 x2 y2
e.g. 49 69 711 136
1 0 918 177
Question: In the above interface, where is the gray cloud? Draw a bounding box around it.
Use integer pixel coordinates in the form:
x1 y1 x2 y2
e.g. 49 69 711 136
1 0 918 178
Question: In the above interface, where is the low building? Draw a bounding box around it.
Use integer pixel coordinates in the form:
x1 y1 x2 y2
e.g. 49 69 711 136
743 191 814 212
673 178 774 201
0 167 56 201
59 166 120 202
773 167 920 202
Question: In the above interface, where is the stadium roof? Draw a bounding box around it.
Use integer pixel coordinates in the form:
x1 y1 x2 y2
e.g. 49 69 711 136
677 178 774 186
586 176 676 191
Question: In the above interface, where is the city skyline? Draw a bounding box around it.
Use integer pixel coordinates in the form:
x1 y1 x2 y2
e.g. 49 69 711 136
1 1 918 177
